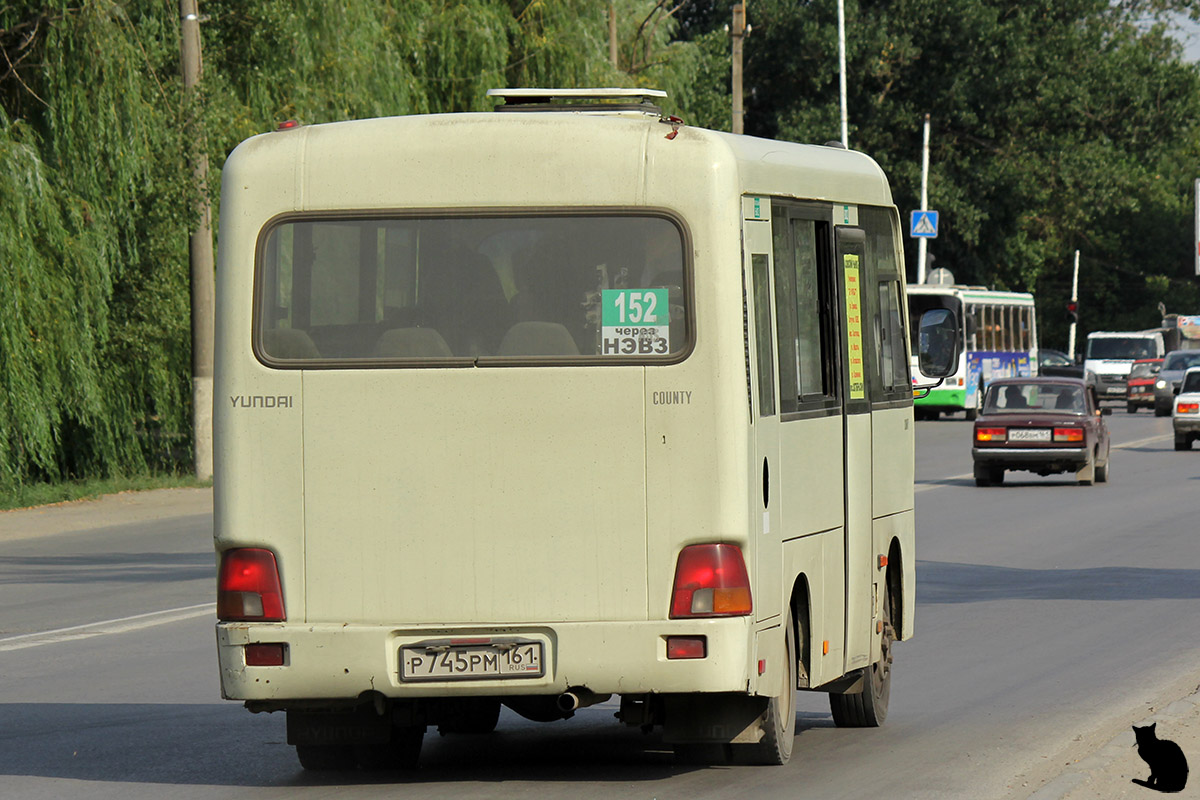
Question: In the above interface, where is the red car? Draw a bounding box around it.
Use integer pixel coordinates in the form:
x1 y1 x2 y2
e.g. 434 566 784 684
1125 357 1163 413
972 377 1112 486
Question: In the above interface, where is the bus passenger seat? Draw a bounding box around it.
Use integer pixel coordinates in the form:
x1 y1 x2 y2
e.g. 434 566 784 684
498 322 580 356
262 328 321 359
373 328 453 358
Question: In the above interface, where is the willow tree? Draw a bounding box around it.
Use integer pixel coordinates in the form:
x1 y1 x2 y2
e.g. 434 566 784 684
0 0 725 495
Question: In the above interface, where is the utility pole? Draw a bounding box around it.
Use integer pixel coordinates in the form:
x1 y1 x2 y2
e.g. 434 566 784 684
837 0 848 147
731 3 746 134
1068 250 1080 359
916 113 931 285
180 0 214 481
608 3 618 68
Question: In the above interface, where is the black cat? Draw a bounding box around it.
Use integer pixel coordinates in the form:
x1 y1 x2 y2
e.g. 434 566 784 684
1132 723 1189 793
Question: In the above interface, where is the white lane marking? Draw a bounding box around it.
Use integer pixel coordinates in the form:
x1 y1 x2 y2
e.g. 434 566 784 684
916 433 1173 493
0 602 215 651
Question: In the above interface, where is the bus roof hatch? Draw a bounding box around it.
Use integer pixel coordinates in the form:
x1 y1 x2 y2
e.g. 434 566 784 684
487 87 668 116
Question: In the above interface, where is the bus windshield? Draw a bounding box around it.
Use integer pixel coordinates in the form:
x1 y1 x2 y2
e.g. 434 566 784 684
1086 337 1155 360
256 214 688 364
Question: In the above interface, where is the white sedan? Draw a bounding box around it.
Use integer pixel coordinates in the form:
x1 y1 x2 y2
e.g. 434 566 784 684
1172 366 1200 450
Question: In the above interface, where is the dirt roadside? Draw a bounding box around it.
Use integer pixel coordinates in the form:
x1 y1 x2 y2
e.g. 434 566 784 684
1016 676 1200 800
0 486 213 542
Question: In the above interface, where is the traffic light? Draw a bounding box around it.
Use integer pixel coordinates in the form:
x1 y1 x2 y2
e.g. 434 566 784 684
1066 300 1079 323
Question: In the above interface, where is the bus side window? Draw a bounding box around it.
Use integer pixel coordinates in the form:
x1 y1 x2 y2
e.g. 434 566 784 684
877 281 908 390
751 254 776 417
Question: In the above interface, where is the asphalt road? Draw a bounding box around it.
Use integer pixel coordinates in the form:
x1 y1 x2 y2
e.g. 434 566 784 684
1 410 1198 799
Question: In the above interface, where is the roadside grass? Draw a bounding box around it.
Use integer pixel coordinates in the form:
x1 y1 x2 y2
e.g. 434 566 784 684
0 474 212 512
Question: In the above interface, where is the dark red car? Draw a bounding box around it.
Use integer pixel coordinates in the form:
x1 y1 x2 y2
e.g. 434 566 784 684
1125 357 1162 413
972 377 1111 486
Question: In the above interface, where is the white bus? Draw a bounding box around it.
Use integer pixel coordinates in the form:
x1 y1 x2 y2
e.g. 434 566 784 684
907 285 1037 419
213 88 956 770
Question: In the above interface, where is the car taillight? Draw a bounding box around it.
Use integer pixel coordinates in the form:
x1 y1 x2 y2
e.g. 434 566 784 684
975 427 1006 442
670 544 752 618
1178 402 1199 414
1053 427 1084 442
218 548 286 621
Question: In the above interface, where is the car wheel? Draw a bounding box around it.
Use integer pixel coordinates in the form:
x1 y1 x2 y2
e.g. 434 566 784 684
1178 435 1192 451
1156 403 1171 417
1095 451 1109 483
1126 403 1137 414
973 463 992 487
1077 450 1095 486
830 582 892 727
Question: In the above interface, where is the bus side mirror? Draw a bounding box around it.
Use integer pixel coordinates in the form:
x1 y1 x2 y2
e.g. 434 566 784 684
918 308 959 379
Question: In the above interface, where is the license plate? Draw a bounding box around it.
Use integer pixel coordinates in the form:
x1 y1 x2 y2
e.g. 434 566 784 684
399 639 544 682
1008 428 1051 441
1105 386 1124 394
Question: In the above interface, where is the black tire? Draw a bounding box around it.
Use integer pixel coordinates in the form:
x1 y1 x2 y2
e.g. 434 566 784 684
739 610 797 765
1177 436 1191 451
974 463 993 487
296 744 355 771
830 583 892 727
989 467 1004 485
1078 450 1095 486
1095 447 1110 483
1126 403 1137 414
1156 403 1171 417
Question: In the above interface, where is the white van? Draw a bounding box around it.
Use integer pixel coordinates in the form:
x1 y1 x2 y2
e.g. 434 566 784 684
1084 330 1165 399
213 88 956 770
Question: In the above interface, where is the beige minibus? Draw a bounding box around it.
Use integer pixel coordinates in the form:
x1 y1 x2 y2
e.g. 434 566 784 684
214 88 956 770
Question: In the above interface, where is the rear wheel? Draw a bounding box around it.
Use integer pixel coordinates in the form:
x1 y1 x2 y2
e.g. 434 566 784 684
738 610 797 765
1095 450 1110 483
1078 450 1095 486
830 583 892 727
1156 402 1171 417
1126 403 1137 414
974 463 1002 487
1177 435 1191 451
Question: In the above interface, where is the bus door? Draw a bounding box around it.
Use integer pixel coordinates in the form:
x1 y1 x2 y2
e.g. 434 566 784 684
766 202 847 663
743 205 781 622
835 225 874 670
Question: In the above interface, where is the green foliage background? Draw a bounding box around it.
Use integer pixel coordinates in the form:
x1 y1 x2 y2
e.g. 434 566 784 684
1 0 1199 493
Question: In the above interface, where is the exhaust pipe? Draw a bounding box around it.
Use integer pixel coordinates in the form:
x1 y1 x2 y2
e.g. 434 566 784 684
505 688 612 722
556 688 611 714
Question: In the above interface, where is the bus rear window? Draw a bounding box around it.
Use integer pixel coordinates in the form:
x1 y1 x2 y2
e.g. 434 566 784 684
254 213 689 365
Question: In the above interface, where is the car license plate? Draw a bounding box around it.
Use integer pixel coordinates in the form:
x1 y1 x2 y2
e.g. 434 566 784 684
1105 386 1124 394
399 639 544 682
1008 428 1051 441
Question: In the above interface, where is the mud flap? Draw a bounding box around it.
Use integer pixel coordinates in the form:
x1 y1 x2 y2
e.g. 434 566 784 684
661 693 769 744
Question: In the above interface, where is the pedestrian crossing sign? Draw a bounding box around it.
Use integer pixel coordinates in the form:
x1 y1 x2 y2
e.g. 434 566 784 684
910 210 939 238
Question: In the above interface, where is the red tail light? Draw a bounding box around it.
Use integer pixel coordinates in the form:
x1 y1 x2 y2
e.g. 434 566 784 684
975 427 1006 442
1053 427 1084 442
218 548 285 621
1178 402 1199 415
670 544 752 618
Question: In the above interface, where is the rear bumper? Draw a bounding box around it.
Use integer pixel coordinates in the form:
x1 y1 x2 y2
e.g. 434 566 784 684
217 618 757 702
972 446 1088 472
1174 416 1200 434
